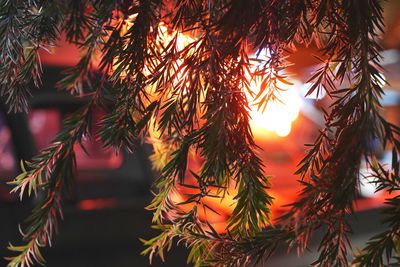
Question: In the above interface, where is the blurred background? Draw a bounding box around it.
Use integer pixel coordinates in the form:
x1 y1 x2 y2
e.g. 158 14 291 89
1 1 400 266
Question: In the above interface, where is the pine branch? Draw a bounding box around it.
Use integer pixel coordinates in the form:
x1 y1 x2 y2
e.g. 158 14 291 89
58 12 102 95
141 210 214 267
145 3 277 263
279 1 387 266
353 196 400 267
98 0 161 152
2 0 398 266
0 0 61 112
63 0 92 44
6 100 95 267
354 145 400 266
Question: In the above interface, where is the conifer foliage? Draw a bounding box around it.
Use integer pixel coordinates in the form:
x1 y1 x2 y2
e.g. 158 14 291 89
1 0 399 266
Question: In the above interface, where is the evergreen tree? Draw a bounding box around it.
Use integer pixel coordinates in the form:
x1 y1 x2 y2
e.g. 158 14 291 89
1 0 399 266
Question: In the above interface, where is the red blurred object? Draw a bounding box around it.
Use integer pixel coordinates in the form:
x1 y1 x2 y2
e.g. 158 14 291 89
78 198 118 211
29 109 61 149
0 125 15 173
39 38 80 67
28 109 123 170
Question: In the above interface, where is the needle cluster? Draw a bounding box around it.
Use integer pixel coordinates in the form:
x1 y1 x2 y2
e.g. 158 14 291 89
1 1 399 267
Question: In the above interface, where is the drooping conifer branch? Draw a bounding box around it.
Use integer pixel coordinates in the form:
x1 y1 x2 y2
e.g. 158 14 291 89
97 0 162 152
6 99 96 267
281 1 389 265
2 0 399 267
0 0 61 112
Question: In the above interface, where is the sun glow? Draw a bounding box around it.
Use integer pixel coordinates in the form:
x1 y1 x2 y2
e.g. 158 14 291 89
135 26 303 232
246 50 301 138
120 20 302 139
248 87 301 138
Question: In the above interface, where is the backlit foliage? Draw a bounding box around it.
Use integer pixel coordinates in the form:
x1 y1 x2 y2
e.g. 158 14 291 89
1 0 399 266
